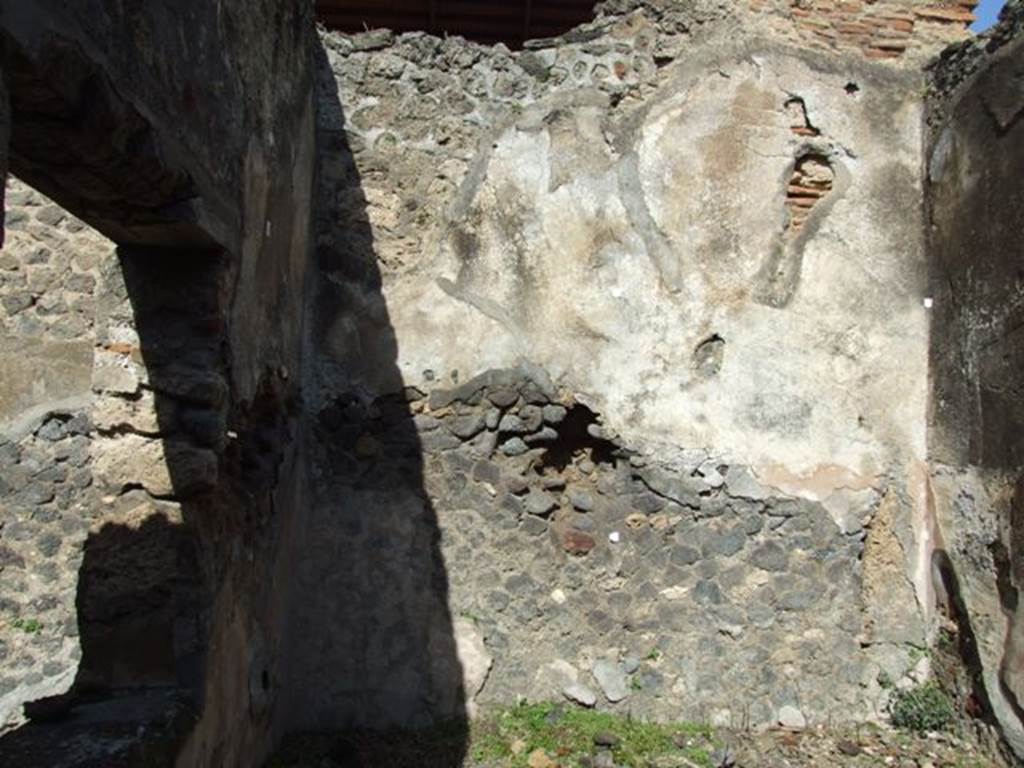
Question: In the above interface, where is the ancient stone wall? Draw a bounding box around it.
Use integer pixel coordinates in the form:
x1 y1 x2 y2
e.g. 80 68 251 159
0 178 224 762
1 0 1022 764
0 1 319 765
926 1 1024 757
296 0 951 733
0 178 107 726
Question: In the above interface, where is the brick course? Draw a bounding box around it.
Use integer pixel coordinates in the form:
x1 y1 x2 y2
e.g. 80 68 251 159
747 1 978 62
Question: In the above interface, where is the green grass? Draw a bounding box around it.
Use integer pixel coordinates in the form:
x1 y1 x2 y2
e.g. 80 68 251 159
890 682 954 734
470 701 717 767
11 617 42 634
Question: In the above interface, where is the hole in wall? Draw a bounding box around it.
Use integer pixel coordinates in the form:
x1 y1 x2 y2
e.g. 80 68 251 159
785 154 835 235
785 96 820 137
844 82 860 95
534 403 618 472
693 334 725 379
315 0 599 49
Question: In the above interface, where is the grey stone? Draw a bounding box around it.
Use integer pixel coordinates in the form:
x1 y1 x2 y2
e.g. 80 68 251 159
505 474 529 495
750 542 789 572
488 388 519 408
450 412 486 439
36 419 67 442
563 682 597 707
637 467 704 508
702 526 746 558
670 545 700 567
693 579 722 605
519 404 543 431
421 430 462 452
623 656 640 674
500 437 529 456
592 659 628 702
64 273 96 294
472 459 501 485
593 731 620 747
524 489 557 517
541 476 565 491
525 426 558 444
632 492 665 514
542 404 567 424
569 489 594 512
725 466 771 500
484 408 501 429
351 28 395 51
778 705 806 729
521 516 548 536
498 413 527 433
413 413 440 432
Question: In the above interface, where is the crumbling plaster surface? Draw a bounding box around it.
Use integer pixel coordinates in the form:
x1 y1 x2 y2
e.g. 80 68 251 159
316 23 932 596
308 4 937 732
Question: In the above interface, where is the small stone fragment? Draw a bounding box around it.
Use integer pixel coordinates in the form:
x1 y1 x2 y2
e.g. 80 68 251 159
450 412 486 439
750 541 788 571
501 437 529 456
488 388 519 408
778 704 806 729
525 427 559 444
569 489 594 511
506 474 530 495
525 489 557 516
519 404 544 431
542 404 567 424
542 475 566 491
498 413 527 433
593 731 620 748
563 682 597 707
592 659 628 702
725 465 770 500
484 408 501 429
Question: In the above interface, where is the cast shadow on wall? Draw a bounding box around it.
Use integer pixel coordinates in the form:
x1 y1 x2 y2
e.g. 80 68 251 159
274 43 470 766
0 40 467 768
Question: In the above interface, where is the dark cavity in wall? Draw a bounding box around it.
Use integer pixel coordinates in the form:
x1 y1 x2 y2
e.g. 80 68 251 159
314 0 598 48
534 403 620 472
785 97 821 137
693 334 726 379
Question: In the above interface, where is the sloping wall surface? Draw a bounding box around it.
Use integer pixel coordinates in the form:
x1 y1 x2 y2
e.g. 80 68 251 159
927 2 1024 755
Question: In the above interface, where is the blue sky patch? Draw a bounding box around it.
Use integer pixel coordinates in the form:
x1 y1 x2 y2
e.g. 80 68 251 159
971 0 1007 31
